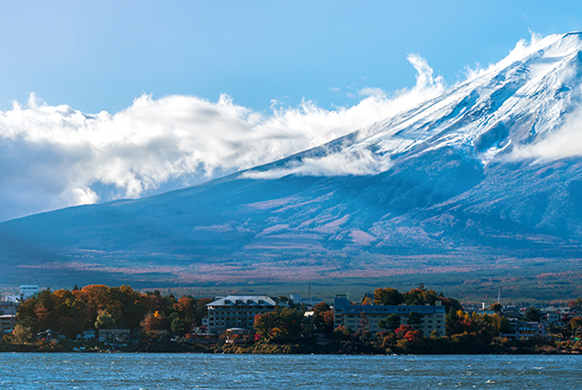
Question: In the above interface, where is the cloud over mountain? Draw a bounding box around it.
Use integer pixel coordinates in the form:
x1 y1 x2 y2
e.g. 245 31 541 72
0 55 444 221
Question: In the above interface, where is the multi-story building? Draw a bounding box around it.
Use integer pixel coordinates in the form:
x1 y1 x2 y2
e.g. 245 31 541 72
333 295 446 337
4 285 39 303
0 301 17 333
500 318 547 340
205 295 285 335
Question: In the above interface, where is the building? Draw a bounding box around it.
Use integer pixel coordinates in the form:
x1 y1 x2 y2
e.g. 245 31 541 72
205 295 286 335
98 328 130 342
19 285 39 299
500 318 547 340
0 314 16 333
76 329 96 341
0 301 17 333
3 285 39 303
37 330 65 343
333 295 446 337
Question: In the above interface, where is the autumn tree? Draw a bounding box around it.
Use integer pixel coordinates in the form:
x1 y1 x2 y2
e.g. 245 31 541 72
254 307 303 342
374 288 403 305
312 302 334 334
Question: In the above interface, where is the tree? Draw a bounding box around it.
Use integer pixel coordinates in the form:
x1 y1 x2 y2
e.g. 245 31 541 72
522 306 541 322
170 316 186 336
374 288 404 306
141 311 170 336
570 317 582 332
312 302 334 334
407 312 422 329
254 307 303 342
489 303 502 313
378 313 401 332
12 324 34 344
94 310 115 329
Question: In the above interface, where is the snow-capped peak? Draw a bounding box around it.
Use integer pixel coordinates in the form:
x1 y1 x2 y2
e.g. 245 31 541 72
245 32 582 179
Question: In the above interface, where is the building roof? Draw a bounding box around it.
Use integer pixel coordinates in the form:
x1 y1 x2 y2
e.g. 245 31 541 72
206 295 284 307
336 304 446 315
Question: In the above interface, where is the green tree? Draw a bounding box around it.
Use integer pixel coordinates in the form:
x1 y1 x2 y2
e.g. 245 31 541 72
522 306 541 322
170 316 186 336
407 312 422 329
378 313 401 332
489 303 502 313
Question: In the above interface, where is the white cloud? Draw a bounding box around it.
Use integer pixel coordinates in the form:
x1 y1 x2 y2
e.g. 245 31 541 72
512 107 582 161
463 31 554 81
242 149 392 179
0 54 445 221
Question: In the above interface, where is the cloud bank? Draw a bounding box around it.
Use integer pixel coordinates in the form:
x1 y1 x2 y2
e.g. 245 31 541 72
0 55 444 221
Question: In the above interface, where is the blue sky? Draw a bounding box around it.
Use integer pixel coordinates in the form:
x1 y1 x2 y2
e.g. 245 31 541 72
1 1 582 221
2 1 581 113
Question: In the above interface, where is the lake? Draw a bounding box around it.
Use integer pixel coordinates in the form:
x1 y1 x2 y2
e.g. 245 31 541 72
0 353 580 389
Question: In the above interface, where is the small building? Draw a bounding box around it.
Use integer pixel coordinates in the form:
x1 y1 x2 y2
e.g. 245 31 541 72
76 329 96 341
98 328 130 342
37 329 65 343
206 295 286 335
333 295 446 337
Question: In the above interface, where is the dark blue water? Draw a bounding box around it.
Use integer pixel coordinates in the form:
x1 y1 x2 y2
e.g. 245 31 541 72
0 353 580 389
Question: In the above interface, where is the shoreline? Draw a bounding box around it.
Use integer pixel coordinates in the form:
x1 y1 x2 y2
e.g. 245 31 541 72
1 339 580 355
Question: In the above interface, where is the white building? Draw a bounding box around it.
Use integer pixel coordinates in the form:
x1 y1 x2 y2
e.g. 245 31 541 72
20 285 39 299
206 295 286 335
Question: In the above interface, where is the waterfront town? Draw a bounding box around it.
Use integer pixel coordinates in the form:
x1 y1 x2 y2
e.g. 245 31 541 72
1 284 581 354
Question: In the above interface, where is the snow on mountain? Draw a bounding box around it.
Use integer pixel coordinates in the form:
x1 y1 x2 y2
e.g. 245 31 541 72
245 32 582 180
2 33 582 290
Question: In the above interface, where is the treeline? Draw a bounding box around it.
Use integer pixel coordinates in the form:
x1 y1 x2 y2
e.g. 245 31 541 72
10 285 211 343
4 284 582 354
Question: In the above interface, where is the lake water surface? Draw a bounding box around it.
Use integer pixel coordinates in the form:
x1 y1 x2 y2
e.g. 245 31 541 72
0 353 580 389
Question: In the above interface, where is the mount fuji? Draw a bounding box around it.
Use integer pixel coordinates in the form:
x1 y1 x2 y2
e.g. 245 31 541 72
3 33 582 298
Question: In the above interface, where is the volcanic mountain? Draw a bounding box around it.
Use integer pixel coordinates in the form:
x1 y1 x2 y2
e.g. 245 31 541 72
2 33 582 298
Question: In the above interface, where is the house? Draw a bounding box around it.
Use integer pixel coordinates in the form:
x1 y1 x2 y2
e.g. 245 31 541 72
205 295 286 335
76 329 96 341
333 295 446 337
37 329 66 343
98 328 130 342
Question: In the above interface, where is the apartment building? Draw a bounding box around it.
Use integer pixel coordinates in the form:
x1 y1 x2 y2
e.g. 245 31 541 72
206 295 286 335
333 295 446 337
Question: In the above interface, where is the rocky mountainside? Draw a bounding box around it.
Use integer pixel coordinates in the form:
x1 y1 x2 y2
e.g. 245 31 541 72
2 33 582 295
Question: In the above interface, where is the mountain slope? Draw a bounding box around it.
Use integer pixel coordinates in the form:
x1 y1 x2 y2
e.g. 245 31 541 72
2 33 582 296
